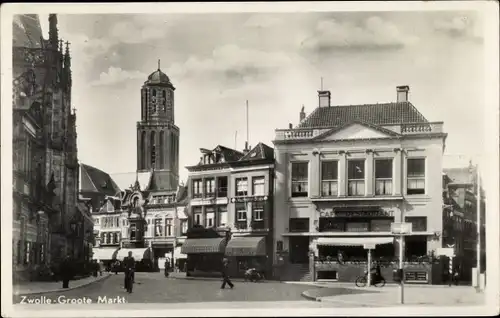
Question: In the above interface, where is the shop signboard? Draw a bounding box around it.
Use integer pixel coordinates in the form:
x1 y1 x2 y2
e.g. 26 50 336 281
318 209 395 218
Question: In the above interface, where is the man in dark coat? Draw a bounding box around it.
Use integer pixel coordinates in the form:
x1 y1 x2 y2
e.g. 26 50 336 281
220 258 234 289
123 251 136 291
60 255 73 289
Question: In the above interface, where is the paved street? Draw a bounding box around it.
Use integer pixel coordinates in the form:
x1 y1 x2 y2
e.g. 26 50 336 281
13 272 368 305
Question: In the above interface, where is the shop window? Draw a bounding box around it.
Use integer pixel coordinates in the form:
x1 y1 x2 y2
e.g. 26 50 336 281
321 161 338 196
407 158 425 195
319 218 344 232
252 177 265 196
370 219 392 232
236 178 248 197
405 216 427 232
345 222 369 232
289 218 309 232
218 206 228 227
291 162 308 197
405 236 428 259
375 159 393 195
348 160 365 196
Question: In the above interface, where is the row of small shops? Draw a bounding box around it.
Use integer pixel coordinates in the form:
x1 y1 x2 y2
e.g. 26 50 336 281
181 235 270 278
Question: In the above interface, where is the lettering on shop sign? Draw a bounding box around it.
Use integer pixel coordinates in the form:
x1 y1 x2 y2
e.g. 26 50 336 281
231 196 268 203
318 210 395 218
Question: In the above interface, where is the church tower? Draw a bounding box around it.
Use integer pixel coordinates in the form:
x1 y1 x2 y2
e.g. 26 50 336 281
136 60 179 191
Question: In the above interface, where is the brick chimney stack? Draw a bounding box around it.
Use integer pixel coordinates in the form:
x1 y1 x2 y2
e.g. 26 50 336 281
318 90 331 107
397 85 410 102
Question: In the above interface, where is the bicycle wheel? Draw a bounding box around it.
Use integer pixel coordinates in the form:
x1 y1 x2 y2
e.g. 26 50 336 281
374 278 386 287
355 276 367 287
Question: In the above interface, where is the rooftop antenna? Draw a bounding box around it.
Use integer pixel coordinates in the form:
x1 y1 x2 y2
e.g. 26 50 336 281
245 100 249 151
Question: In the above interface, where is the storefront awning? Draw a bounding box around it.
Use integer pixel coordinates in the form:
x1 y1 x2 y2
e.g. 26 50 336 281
92 248 119 261
174 246 187 259
116 248 152 261
181 237 227 254
316 237 394 247
225 236 266 257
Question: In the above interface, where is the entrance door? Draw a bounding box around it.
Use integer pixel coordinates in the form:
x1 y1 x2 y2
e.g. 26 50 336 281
289 237 310 264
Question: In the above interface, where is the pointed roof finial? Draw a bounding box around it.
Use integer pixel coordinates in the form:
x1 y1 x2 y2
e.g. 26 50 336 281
158 59 161 70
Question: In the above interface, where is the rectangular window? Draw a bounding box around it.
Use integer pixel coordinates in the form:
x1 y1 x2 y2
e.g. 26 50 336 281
252 202 264 221
204 178 215 197
235 203 247 221
375 159 393 195
236 178 248 196
192 179 203 198
291 162 308 197
319 218 344 232
370 219 392 232
25 241 31 264
289 218 309 232
345 222 369 232
205 207 215 228
165 219 173 236
218 206 228 227
130 224 137 240
407 158 425 195
348 160 365 196
217 177 228 197
252 177 265 196
321 161 338 196
181 220 188 235
154 218 163 236
405 216 427 232
193 207 202 226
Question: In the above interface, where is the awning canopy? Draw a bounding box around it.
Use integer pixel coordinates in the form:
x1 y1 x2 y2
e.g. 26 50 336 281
92 248 119 261
174 246 187 259
116 248 152 261
181 237 227 254
225 236 266 257
316 237 394 247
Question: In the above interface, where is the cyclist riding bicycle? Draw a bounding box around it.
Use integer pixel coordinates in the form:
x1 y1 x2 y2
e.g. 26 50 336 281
123 251 136 293
370 262 382 285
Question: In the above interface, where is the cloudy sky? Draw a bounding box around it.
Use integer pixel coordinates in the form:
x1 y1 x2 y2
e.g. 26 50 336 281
37 9 486 183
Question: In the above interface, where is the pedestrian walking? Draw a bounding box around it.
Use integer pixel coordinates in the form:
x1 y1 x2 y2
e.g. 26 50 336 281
220 258 234 289
164 258 170 277
60 254 73 289
123 251 136 292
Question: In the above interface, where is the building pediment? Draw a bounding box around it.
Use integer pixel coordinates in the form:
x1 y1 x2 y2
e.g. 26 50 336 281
314 121 400 141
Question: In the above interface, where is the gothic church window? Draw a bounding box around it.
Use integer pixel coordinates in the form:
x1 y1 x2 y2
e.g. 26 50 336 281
150 131 156 167
159 131 165 168
162 90 167 112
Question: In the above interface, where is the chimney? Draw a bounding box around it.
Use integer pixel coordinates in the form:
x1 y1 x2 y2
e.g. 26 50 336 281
289 123 293 129
396 85 409 102
318 90 331 107
299 105 306 122
243 141 250 154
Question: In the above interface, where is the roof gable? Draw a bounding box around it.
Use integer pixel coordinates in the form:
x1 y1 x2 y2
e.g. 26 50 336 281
314 121 400 141
298 102 429 129
80 164 120 196
240 142 274 161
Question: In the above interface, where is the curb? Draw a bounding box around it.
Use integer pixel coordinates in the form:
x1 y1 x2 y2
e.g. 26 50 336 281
301 290 322 302
14 274 111 296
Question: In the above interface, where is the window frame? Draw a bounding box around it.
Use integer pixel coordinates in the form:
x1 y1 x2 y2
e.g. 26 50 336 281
235 178 248 197
252 177 265 196
252 202 264 221
407 158 426 195
192 179 203 198
205 207 215 228
193 207 202 226
291 161 309 197
374 158 393 196
347 159 366 196
204 178 215 197
154 218 164 237
218 205 228 227
321 160 339 197
235 202 247 221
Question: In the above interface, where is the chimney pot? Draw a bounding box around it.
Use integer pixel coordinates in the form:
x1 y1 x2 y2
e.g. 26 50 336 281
289 123 293 129
396 85 410 102
318 90 331 107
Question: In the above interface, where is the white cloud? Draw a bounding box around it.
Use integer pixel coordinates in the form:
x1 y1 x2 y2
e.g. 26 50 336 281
168 44 301 81
244 14 283 28
434 16 483 41
109 21 169 44
300 16 419 51
90 67 147 86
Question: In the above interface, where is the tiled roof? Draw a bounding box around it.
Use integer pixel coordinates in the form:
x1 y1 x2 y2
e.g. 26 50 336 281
80 164 121 196
240 142 274 161
145 68 172 86
297 102 428 128
13 15 44 48
147 170 177 192
215 145 244 162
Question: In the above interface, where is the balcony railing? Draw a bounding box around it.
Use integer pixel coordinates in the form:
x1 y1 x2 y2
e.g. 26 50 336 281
274 122 444 141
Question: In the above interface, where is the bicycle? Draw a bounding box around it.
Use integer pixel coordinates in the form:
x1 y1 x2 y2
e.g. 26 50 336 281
355 271 386 287
124 269 134 293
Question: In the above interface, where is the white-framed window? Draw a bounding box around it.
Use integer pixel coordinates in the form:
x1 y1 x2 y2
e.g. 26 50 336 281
375 159 393 195
236 178 248 196
252 202 264 221
252 177 265 196
25 241 31 264
192 179 203 198
165 219 173 236
348 159 365 196
218 205 228 227
321 161 338 196
181 220 188 234
236 203 247 221
193 207 202 226
154 218 163 236
205 207 215 228
407 158 425 195
204 178 215 196
291 162 308 197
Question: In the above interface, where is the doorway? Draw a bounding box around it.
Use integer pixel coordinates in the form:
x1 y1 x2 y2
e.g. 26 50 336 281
289 237 310 264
